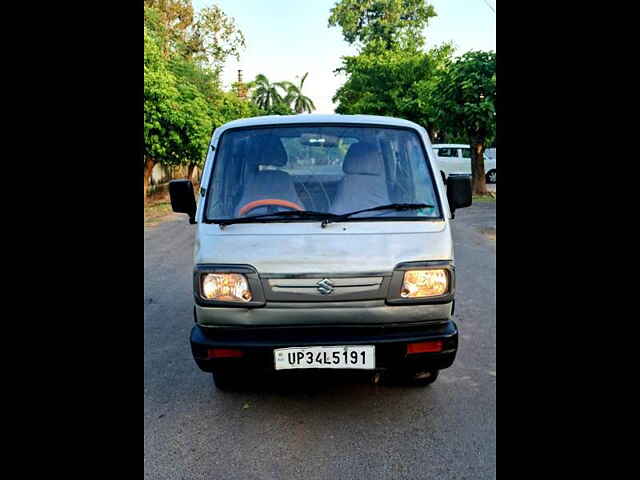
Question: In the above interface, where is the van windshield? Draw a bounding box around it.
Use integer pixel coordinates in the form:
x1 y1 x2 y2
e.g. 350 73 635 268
205 125 442 221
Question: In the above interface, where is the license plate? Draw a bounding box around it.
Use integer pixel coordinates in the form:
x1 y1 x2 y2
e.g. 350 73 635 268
274 345 375 370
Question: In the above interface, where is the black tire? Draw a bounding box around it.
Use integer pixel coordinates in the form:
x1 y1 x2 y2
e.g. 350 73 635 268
485 169 496 184
211 369 238 391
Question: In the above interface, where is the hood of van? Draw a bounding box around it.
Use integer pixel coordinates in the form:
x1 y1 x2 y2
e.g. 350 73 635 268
194 220 453 275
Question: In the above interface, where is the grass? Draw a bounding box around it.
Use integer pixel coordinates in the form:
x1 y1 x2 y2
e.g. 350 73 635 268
144 185 201 226
144 192 175 226
472 193 496 203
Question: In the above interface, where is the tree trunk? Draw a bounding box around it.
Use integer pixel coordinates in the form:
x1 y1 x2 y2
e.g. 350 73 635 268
187 163 196 183
144 156 155 202
470 139 487 195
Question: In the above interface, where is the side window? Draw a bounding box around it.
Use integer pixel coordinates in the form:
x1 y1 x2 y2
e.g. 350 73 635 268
461 148 471 158
437 148 457 158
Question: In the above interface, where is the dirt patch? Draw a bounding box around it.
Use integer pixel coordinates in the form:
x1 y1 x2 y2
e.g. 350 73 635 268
144 192 177 226
479 226 496 241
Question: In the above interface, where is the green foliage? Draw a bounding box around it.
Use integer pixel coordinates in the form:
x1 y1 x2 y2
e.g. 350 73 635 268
169 82 214 167
251 74 286 111
329 0 457 138
250 72 315 115
185 4 246 68
144 26 180 163
145 0 317 185
144 0 260 178
217 91 264 121
144 0 244 70
282 73 316 114
144 25 212 169
168 56 221 103
432 50 496 193
328 0 437 50
333 43 453 133
263 102 295 116
432 50 496 142
329 0 495 146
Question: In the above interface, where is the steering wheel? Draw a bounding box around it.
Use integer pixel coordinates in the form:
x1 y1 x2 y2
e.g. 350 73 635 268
238 198 305 216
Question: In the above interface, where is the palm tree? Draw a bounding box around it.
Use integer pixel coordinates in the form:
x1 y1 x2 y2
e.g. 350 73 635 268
283 72 316 113
251 74 288 110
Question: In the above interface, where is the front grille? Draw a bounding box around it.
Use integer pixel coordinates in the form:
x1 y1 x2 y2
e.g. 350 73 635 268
261 275 392 302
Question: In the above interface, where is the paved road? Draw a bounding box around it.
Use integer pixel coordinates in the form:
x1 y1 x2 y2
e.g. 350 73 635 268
144 203 496 480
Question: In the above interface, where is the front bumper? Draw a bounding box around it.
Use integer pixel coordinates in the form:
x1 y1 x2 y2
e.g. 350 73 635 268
194 300 453 326
190 320 458 373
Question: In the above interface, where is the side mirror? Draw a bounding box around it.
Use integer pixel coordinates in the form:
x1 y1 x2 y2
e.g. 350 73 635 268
169 179 197 224
446 175 472 216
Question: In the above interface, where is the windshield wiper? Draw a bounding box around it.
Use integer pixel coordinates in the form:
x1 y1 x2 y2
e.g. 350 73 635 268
211 210 340 227
210 203 433 228
320 203 434 227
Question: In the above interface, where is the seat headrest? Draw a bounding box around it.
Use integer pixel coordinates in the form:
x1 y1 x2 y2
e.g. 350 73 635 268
343 142 385 175
247 135 288 167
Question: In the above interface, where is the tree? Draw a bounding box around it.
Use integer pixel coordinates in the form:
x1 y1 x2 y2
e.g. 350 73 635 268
333 43 453 130
263 101 295 116
217 90 264 120
282 73 316 113
185 4 246 69
167 56 220 181
144 0 254 194
250 74 287 111
171 82 214 182
433 50 496 195
329 0 452 137
144 0 245 71
328 0 437 51
144 0 194 58
144 26 180 199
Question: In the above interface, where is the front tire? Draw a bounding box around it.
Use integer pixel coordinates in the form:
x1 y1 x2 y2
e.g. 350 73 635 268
486 169 496 184
212 368 238 391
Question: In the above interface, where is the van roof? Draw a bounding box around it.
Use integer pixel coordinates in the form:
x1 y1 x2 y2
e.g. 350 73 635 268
432 144 470 148
215 114 425 135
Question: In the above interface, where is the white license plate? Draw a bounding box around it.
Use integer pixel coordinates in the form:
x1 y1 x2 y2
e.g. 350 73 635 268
274 345 375 370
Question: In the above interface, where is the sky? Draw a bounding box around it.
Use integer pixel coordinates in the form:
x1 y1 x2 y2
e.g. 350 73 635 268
193 0 496 114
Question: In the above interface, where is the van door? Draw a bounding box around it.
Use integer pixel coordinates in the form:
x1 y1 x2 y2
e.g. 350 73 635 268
434 147 458 177
458 147 472 175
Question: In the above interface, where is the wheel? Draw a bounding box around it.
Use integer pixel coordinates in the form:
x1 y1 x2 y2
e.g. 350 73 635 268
211 368 238 391
486 169 496 184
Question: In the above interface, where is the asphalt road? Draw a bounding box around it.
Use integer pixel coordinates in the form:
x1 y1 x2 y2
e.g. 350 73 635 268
144 202 496 480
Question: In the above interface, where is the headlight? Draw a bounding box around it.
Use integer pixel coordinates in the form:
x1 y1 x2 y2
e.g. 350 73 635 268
201 273 252 302
401 269 448 298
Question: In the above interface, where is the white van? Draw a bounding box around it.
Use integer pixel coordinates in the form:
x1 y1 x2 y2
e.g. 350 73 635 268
433 144 496 184
169 115 472 390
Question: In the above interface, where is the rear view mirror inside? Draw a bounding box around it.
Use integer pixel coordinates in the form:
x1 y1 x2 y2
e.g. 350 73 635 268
298 133 339 147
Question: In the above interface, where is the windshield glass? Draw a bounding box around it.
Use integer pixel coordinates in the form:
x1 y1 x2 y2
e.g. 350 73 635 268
205 125 441 221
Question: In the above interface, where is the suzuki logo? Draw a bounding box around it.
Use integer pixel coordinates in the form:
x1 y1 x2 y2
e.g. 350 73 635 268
316 278 335 295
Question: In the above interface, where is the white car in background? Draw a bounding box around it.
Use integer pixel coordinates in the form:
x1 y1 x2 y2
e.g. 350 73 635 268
432 144 496 184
